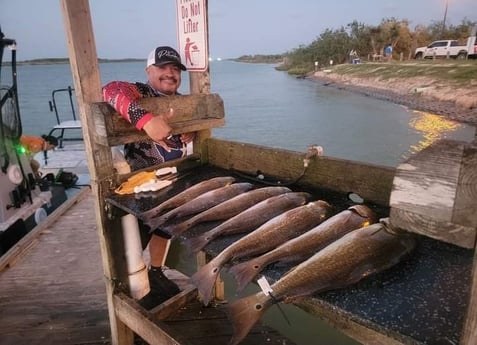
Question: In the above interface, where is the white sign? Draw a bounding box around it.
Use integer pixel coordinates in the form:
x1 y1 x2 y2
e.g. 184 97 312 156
176 0 208 71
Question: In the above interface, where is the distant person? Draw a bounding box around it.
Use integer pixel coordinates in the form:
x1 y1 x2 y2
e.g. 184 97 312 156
349 49 359 64
384 44 393 61
102 46 195 309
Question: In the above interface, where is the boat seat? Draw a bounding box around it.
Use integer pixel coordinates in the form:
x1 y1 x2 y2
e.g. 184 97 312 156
48 120 82 148
41 120 83 166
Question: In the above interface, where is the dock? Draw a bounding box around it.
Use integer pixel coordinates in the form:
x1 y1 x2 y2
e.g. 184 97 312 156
0 188 110 345
6 1 472 344
0 188 296 345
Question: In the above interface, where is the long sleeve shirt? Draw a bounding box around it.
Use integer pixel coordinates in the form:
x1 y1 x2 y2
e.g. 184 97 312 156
103 81 186 171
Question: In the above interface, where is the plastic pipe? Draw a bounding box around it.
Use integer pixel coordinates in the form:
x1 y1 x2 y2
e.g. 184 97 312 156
121 214 149 299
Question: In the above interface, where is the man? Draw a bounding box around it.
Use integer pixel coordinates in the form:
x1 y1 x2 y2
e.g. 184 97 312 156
384 44 393 61
103 46 195 309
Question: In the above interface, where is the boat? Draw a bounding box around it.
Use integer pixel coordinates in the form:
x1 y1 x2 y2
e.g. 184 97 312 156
0 30 69 255
33 85 88 184
58 1 477 345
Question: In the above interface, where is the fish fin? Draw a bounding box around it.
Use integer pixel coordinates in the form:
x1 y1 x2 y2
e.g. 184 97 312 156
226 292 269 345
190 259 222 306
185 231 213 254
228 258 265 292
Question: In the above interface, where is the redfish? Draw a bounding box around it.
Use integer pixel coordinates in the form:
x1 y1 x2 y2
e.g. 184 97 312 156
190 200 332 306
226 221 416 345
185 192 312 254
229 204 377 292
146 183 253 231
162 186 292 237
141 176 236 221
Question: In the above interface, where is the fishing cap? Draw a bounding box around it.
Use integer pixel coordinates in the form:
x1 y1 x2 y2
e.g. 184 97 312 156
147 46 186 71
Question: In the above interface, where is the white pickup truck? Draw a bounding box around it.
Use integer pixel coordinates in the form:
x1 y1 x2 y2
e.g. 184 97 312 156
414 38 477 59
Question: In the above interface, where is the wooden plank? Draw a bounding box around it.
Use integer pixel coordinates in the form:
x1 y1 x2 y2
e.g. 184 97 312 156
60 1 131 345
0 187 89 272
158 299 296 345
463 249 477 345
91 94 225 146
206 137 395 206
390 207 475 248
0 191 110 345
389 139 477 248
453 143 477 228
460 144 477 345
390 140 462 223
295 299 409 345
114 293 184 345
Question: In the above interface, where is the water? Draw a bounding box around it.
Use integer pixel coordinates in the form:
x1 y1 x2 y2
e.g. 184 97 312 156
4 60 476 345
8 60 475 168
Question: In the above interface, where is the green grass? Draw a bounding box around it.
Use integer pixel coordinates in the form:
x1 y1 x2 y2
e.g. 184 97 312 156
329 60 477 86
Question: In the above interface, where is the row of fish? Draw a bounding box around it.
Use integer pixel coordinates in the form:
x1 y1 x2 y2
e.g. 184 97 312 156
140 176 416 345
226 222 416 345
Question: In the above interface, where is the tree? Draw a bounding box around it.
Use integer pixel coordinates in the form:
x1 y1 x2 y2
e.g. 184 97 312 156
277 16 477 75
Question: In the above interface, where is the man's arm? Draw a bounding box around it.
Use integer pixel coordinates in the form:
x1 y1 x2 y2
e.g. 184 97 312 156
102 81 154 130
103 81 174 145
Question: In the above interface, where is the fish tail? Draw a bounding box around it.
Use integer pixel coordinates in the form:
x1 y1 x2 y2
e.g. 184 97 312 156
164 220 190 237
184 235 208 254
228 257 265 292
190 259 222 306
140 205 164 221
144 215 167 231
185 231 214 254
226 292 270 345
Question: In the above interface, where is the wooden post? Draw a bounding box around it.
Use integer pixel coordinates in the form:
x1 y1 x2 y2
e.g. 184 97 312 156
463 256 477 344
188 0 213 164
186 0 224 301
389 139 477 249
60 1 132 344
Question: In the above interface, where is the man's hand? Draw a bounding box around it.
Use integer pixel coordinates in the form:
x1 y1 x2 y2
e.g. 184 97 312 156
180 132 196 144
143 108 175 151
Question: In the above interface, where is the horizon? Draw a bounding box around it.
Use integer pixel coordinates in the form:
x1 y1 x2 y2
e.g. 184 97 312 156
1 0 475 61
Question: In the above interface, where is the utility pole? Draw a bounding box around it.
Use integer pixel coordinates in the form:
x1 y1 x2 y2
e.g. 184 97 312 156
441 0 448 37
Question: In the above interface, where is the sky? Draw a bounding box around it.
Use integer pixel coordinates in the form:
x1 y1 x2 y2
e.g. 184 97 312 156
1 0 476 61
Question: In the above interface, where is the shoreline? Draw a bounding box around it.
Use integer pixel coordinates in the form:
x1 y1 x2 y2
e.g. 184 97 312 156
310 70 477 128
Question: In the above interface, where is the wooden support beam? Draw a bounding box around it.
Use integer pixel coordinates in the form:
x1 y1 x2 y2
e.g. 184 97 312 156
389 139 477 248
113 294 183 345
463 247 477 345
206 137 395 206
60 1 131 344
91 94 225 146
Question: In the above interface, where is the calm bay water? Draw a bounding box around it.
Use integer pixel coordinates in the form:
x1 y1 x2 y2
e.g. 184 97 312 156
6 60 477 345
12 60 476 168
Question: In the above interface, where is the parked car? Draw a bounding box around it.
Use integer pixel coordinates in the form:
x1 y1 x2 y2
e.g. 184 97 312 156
414 39 476 59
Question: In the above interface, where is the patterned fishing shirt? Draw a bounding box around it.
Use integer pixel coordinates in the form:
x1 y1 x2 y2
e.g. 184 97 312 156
103 81 186 171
